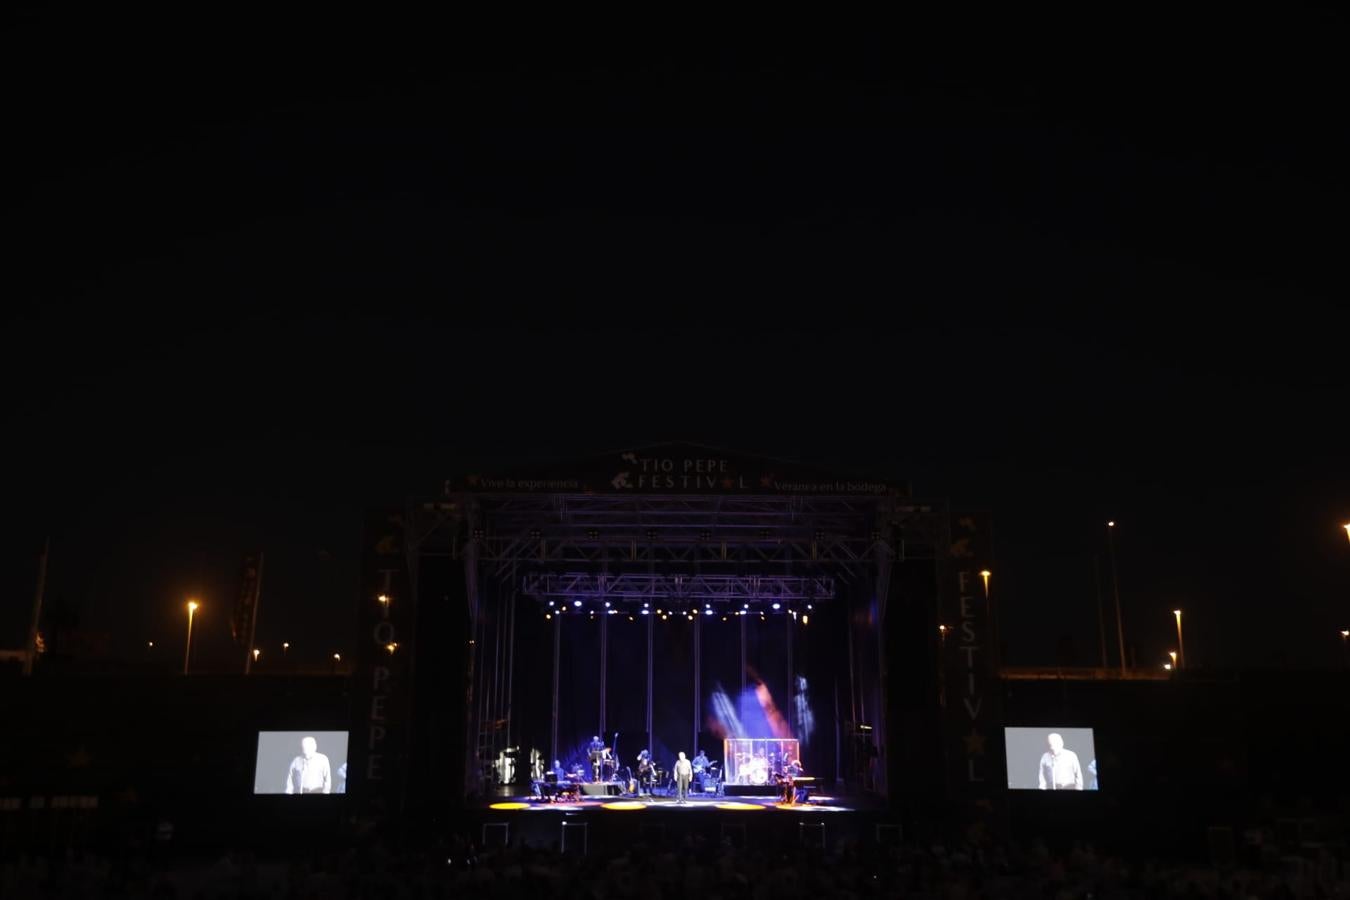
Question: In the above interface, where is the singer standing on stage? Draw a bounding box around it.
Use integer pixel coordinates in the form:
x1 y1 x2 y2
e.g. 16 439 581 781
588 735 607 782
673 752 693 803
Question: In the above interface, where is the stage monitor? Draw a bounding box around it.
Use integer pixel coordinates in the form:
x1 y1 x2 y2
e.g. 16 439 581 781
254 731 349 795
1003 727 1098 791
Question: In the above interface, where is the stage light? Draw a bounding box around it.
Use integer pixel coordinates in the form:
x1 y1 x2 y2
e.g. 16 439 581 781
604 601 611 608
640 610 648 615
704 609 714 615
629 615 635 622
643 602 649 608
333 653 341 661
548 601 554 606
1164 663 1172 670
772 602 781 610
545 613 552 619
489 802 531 810
252 648 261 662
662 615 669 621
602 801 645 811
743 603 749 609
147 641 154 648
573 600 582 608
802 615 809 625
657 609 663 614
722 616 728 622
807 604 813 610
715 802 765 811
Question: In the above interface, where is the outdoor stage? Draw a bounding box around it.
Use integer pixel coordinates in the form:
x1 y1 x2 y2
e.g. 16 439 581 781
353 444 993 837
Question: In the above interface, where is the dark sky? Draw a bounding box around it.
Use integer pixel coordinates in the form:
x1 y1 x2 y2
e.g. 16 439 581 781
3 14 1348 673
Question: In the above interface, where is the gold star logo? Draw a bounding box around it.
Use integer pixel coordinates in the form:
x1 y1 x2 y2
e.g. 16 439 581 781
962 729 986 756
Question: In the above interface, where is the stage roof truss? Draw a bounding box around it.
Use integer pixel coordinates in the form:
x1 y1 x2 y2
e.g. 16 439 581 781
519 572 837 605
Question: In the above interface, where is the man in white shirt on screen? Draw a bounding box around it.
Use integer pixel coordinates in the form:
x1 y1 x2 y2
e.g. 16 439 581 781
1037 732 1083 790
285 736 332 794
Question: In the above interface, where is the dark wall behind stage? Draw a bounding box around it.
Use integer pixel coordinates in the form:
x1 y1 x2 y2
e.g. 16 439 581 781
508 604 843 783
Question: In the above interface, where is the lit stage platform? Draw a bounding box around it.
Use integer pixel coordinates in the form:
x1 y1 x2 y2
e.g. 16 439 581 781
484 791 869 815
469 788 897 854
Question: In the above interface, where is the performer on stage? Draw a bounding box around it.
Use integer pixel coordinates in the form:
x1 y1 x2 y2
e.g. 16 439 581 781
635 750 654 797
691 748 709 793
588 735 606 782
673 751 693 804
780 757 803 804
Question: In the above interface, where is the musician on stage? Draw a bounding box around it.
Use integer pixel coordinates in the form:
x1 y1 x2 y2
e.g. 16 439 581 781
674 752 693 804
691 749 710 792
635 750 654 797
588 735 607 782
780 758 803 804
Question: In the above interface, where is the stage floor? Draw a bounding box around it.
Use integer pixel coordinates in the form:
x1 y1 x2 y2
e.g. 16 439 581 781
484 786 873 814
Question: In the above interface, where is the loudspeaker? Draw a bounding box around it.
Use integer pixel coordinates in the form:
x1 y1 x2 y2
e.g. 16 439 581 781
580 783 622 797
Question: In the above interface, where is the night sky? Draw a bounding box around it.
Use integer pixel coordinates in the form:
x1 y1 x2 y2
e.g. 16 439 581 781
3 15 1347 674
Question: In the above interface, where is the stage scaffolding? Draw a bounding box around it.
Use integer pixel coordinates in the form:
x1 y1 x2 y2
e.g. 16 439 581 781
404 489 949 799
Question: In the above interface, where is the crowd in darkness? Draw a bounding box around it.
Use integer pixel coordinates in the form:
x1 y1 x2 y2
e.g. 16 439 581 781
3 833 1349 900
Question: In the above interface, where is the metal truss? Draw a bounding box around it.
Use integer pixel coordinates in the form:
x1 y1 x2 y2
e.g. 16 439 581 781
405 493 951 591
519 572 836 604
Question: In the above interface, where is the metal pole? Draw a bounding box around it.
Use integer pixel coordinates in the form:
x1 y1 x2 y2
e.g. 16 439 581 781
646 613 654 758
244 553 264 675
785 611 794 737
1174 611 1186 670
551 612 561 764
1094 555 1108 669
1107 524 1126 675
739 611 747 703
600 609 608 738
23 538 49 677
693 613 700 755
505 589 516 750
183 606 195 675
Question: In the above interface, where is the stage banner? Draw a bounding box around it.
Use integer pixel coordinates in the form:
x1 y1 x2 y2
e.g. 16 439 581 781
351 509 413 819
940 510 1004 839
449 443 906 496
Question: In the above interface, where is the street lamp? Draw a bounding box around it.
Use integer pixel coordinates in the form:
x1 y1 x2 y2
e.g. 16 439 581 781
282 641 290 656
980 570 991 597
1163 663 1172 671
1173 609 1186 669
1168 650 1177 668
183 600 199 675
252 648 261 664
1341 630 1349 667
1342 524 1350 543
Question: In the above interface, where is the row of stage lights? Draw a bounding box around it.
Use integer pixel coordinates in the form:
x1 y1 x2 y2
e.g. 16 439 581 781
543 600 811 625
